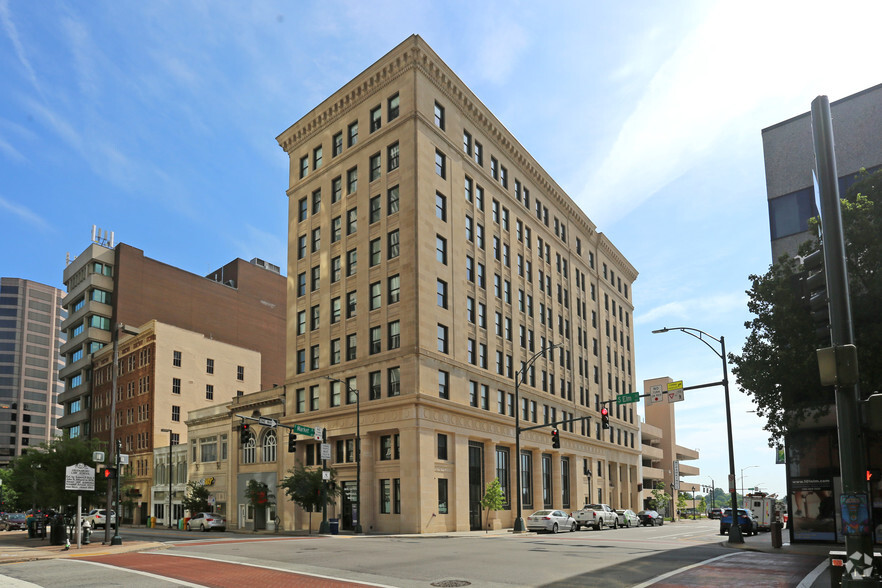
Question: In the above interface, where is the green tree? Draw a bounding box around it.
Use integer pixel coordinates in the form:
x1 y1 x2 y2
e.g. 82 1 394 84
181 481 212 515
479 477 505 531
279 465 340 534
731 168 882 445
649 482 669 515
676 491 688 516
8 436 108 512
698 496 707 514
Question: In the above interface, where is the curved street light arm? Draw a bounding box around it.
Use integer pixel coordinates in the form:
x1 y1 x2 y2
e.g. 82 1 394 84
652 327 722 359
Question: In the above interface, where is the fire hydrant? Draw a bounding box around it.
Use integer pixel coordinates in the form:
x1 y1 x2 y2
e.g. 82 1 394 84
82 521 91 545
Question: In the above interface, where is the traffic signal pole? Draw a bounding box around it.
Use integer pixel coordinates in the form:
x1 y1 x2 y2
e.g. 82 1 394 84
811 96 876 585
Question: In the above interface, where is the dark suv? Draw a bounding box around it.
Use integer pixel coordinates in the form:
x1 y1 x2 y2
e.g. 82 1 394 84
707 507 723 519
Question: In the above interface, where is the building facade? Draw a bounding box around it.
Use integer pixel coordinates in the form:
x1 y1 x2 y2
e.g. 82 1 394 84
761 84 882 543
274 35 640 533
58 232 285 440
639 377 700 516
91 320 260 524
0 278 65 463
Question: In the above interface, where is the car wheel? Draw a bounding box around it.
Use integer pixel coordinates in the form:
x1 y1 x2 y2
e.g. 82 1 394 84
575 523 581 531
611 519 618 529
570 522 576 532
552 523 559 534
594 521 602 531
200 524 206 532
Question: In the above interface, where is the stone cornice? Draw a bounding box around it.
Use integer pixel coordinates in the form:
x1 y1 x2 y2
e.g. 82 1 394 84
275 35 601 244
598 233 639 283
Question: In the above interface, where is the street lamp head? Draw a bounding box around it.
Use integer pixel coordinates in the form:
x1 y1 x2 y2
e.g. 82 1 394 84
651 328 670 334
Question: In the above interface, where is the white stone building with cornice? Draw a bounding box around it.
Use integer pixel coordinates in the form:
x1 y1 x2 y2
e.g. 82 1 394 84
271 35 640 534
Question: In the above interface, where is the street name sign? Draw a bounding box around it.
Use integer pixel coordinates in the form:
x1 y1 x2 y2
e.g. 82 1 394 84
616 392 640 404
258 417 278 427
292 423 315 436
65 463 95 492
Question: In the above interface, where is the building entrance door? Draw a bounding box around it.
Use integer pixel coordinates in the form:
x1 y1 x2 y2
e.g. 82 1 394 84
469 441 484 531
340 481 354 530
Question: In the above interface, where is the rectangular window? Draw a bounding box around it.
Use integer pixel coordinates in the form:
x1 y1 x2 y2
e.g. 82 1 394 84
370 326 381 354
434 101 445 129
387 142 399 171
346 291 357 318
437 324 448 353
387 230 399 259
380 479 391 514
206 358 214 374
347 248 357 276
388 321 400 349
347 207 358 235
370 195 381 223
438 479 448 514
331 297 341 323
463 129 472 155
388 366 400 396
299 155 308 179
436 235 447 264
330 380 341 407
388 93 400 120
173 350 182 367
435 192 447 221
369 370 381 400
437 279 448 308
205 384 214 400
330 338 341 365
474 141 483 166
434 149 447 178
438 370 449 399
332 176 342 203
437 434 448 460
237 365 244 381
348 121 358 146
388 274 400 304
172 405 180 422
370 105 381 132
347 167 358 194
346 333 357 361
496 447 511 509
370 281 381 310
332 216 342 242
369 238 381 267
521 452 532 508
312 227 321 252
333 131 343 156
387 185 399 214
370 152 381 181
313 145 323 170
172 377 181 395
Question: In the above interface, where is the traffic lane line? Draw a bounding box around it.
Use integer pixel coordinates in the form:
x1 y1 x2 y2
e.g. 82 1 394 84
167 536 324 547
79 552 395 588
636 551 825 587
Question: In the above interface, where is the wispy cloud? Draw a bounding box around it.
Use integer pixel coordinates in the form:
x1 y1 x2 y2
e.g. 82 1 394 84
636 291 746 326
0 194 50 231
0 0 43 99
232 224 287 271
475 19 529 85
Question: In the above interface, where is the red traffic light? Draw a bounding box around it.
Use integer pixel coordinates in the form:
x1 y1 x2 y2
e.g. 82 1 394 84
551 427 560 449
104 467 117 479
600 407 609 416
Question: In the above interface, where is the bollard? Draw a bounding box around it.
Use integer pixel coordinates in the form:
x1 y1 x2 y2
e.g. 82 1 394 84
771 520 783 549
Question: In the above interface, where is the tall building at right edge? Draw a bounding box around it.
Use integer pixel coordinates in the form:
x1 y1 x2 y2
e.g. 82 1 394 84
276 35 639 533
761 82 882 544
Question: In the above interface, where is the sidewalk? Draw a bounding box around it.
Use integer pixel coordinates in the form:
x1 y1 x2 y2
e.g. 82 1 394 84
0 530 164 564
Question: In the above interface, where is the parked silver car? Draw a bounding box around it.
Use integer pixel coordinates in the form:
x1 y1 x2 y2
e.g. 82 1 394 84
187 512 226 532
615 509 640 528
526 509 576 533
85 509 116 529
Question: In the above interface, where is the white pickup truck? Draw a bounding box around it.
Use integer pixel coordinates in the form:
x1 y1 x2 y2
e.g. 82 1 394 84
573 503 619 530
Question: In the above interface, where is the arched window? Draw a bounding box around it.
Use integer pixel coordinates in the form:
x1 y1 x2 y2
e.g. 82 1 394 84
263 430 277 463
243 435 256 464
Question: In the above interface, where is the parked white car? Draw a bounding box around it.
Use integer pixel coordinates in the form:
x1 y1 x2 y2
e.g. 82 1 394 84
187 512 226 532
525 510 576 533
615 509 640 528
85 509 116 529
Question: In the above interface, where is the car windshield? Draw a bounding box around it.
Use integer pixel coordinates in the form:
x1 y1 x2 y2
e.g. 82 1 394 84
584 504 603 510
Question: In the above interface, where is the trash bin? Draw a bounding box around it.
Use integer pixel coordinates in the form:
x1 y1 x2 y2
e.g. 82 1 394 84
49 514 67 546
329 519 339 535
771 521 783 549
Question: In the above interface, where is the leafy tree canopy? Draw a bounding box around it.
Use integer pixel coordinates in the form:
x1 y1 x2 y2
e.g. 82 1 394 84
279 465 338 513
7 436 108 511
731 168 882 446
181 481 212 515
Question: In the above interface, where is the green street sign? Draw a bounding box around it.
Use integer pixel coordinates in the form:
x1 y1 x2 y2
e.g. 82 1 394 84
292 424 315 436
616 392 640 404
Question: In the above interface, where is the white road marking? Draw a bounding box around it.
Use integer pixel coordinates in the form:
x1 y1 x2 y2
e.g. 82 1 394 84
0 574 44 588
144 551 399 587
632 552 740 587
72 559 209 587
797 559 829 588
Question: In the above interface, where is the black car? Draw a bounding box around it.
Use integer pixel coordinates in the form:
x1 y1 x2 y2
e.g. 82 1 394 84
707 507 723 519
637 510 664 526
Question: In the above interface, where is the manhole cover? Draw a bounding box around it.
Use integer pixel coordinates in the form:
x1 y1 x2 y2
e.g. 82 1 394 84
430 581 471 587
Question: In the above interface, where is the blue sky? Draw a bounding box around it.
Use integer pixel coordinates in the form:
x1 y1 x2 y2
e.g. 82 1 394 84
3 0 881 499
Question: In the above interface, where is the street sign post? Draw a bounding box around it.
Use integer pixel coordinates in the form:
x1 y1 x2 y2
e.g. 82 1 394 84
616 392 640 404
320 443 331 461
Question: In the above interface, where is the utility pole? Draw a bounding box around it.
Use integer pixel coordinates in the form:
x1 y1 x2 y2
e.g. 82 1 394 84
811 96 876 585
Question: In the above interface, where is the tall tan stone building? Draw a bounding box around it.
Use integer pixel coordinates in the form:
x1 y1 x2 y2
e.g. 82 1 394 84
275 35 639 533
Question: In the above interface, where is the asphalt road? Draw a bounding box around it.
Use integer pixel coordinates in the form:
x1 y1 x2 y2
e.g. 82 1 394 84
0 519 826 587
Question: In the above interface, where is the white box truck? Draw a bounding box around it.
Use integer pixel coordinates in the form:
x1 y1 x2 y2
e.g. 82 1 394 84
743 492 775 531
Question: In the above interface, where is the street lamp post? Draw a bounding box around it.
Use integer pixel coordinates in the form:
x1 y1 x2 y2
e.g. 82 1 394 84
652 326 743 544
161 428 173 529
740 465 759 498
325 376 362 534
514 342 562 533
705 476 715 509
691 485 696 520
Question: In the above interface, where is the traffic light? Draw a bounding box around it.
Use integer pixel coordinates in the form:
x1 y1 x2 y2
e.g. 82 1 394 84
288 433 297 453
104 467 117 480
240 423 251 445
601 406 610 429
551 427 560 449
800 247 831 347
